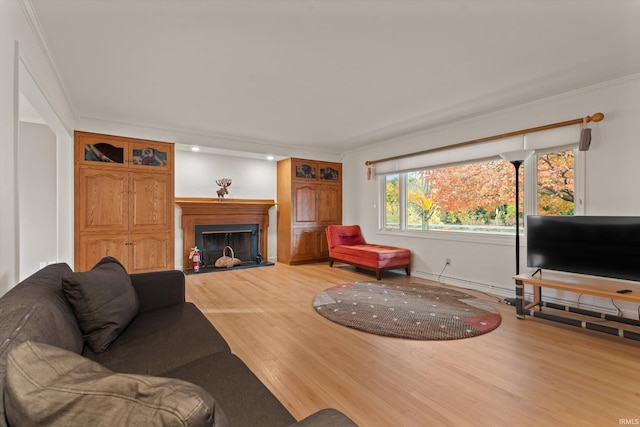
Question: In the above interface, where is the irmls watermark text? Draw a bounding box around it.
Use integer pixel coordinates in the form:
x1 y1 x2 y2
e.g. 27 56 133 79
619 419 640 425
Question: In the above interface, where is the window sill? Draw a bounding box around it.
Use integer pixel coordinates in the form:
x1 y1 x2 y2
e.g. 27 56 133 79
376 228 523 246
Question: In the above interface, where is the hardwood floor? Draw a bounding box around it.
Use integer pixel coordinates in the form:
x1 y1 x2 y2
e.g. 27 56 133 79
185 262 640 427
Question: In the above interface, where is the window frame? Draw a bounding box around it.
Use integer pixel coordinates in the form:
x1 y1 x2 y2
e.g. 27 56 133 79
378 146 585 242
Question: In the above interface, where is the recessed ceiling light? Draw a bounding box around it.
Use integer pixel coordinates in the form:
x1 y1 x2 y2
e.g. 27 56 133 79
191 146 200 152
266 155 275 161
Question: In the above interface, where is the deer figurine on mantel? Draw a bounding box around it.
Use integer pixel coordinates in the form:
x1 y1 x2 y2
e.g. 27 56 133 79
216 178 232 201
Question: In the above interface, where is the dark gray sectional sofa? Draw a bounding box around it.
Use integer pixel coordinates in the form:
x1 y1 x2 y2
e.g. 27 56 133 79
0 259 357 427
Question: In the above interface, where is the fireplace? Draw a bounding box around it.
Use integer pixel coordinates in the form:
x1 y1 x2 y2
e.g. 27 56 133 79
175 198 275 270
195 224 259 267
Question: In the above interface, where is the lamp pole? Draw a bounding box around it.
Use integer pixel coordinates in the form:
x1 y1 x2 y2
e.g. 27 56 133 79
500 149 534 277
511 160 523 275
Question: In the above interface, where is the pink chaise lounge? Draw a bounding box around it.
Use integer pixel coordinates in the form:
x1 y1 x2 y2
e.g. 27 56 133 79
326 225 411 280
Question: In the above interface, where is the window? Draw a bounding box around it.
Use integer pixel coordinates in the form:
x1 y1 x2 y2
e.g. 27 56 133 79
536 149 574 215
382 147 577 234
384 174 401 230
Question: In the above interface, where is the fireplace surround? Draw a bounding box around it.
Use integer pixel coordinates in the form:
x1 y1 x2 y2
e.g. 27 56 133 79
175 198 275 269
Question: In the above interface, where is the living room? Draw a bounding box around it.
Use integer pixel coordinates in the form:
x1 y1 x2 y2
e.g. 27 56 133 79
2 1 640 425
2 1 638 310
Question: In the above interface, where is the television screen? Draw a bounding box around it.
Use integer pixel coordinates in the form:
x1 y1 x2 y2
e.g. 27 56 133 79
526 216 640 282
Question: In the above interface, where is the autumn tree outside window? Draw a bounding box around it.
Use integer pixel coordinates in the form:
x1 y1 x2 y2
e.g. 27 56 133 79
383 148 576 234
385 174 401 230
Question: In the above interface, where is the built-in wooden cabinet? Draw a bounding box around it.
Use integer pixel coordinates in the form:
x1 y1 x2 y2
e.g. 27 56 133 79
74 131 174 273
277 158 342 264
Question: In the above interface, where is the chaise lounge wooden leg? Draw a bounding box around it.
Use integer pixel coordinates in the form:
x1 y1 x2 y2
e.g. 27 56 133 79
405 267 411 276
376 269 382 280
329 259 334 267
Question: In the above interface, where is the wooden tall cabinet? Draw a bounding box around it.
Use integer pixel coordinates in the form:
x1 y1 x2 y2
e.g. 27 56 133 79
277 158 342 264
74 131 174 273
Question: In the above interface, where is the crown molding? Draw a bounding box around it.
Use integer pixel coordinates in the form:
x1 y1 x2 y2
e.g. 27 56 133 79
18 0 77 122
343 73 640 155
76 115 345 162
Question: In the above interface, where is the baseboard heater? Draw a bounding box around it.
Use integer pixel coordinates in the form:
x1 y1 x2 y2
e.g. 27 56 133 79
524 301 640 341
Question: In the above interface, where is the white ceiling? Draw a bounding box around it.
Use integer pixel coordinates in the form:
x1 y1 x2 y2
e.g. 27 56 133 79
30 0 640 155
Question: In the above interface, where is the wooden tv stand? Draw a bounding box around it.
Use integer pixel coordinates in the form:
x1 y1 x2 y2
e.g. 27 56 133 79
513 272 640 341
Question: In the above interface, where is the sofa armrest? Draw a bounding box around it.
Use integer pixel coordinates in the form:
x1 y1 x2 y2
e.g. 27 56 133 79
129 270 185 313
290 408 358 427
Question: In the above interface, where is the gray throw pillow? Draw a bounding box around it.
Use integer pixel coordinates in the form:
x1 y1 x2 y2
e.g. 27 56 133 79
62 257 138 352
4 341 222 427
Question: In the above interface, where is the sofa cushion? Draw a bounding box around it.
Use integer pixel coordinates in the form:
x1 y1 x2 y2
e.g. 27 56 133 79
0 263 83 354
4 341 224 427
62 257 139 353
83 303 231 375
163 352 296 427
0 305 80 371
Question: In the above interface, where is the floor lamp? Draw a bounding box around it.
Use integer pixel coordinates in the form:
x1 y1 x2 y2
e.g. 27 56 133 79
500 150 534 277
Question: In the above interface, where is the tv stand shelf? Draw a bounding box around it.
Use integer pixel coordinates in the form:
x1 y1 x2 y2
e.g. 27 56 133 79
513 272 640 341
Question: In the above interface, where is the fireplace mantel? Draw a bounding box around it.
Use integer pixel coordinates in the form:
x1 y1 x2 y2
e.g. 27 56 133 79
175 198 275 268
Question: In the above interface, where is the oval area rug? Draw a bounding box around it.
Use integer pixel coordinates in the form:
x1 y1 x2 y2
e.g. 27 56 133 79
313 282 501 340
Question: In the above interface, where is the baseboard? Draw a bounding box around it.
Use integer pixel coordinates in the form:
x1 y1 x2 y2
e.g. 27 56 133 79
412 269 625 317
411 269 514 300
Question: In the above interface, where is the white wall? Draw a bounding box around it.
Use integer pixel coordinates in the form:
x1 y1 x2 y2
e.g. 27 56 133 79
342 75 640 316
18 122 57 279
174 150 279 268
1 1 75 294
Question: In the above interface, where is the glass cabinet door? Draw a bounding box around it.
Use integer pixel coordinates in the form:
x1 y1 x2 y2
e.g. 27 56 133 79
292 159 319 180
319 163 341 182
78 134 127 166
128 141 171 170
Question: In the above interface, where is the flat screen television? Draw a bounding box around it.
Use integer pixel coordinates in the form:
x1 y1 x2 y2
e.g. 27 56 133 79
526 215 640 282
